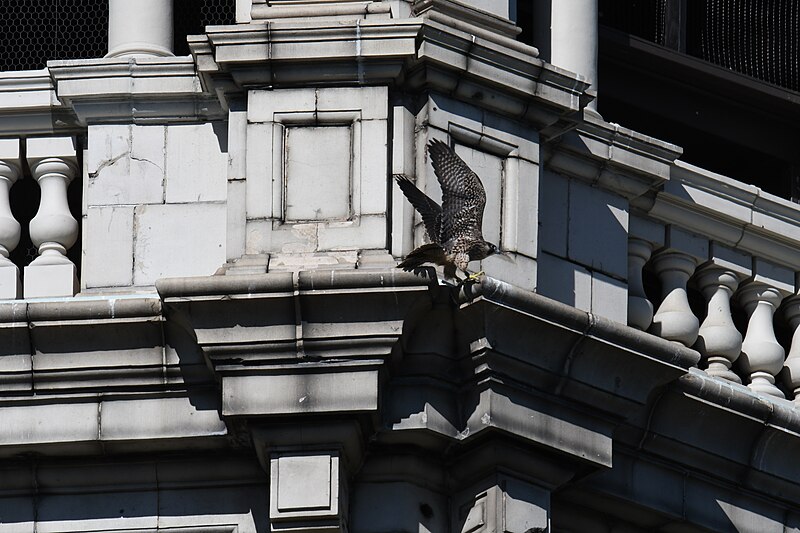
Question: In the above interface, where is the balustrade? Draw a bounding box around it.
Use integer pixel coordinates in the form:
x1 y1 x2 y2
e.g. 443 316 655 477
649 250 699 347
784 294 800 404
737 280 789 398
24 137 80 299
628 236 800 401
695 264 744 383
0 139 21 299
627 238 653 330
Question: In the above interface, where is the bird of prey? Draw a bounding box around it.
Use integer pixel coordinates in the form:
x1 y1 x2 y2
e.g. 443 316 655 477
395 139 500 281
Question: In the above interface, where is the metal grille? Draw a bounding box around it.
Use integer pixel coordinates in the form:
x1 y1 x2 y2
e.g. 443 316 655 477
174 0 237 56
599 0 665 43
0 0 108 71
690 0 799 92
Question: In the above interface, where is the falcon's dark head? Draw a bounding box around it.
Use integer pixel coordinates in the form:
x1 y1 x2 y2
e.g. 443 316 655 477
472 240 501 261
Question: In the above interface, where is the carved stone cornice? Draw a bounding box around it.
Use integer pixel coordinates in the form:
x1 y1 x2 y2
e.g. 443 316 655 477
0 69 79 136
545 111 684 200
47 56 226 125
190 16 591 131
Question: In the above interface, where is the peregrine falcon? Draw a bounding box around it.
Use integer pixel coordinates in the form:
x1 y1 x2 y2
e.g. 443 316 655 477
395 139 500 280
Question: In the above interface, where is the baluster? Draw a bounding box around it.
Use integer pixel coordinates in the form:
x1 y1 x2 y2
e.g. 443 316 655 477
695 264 743 383
0 139 21 299
24 137 79 298
784 294 800 403
627 238 653 330
650 250 699 347
738 279 790 398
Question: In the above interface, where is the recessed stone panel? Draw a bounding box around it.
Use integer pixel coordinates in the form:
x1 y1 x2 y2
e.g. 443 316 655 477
284 125 352 222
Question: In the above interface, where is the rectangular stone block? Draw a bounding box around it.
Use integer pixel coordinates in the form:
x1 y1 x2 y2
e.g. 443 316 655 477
568 180 629 279
0 264 20 299
23 263 78 298
165 123 228 203
133 203 227 286
284 125 352 221
86 125 165 206
270 451 344 530
222 370 378 416
591 271 627 324
0 401 98 446
482 252 537 292
537 252 592 313
26 136 76 161
539 170 568 256
316 214 386 251
100 395 227 441
82 206 134 289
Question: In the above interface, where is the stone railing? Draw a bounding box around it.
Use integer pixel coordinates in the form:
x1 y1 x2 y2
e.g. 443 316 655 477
0 137 80 299
629 160 800 402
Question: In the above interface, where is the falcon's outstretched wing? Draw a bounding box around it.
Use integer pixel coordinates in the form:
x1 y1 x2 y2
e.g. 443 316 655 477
394 174 442 243
427 139 487 247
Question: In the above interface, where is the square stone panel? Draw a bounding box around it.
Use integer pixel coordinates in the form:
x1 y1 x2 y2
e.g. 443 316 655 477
284 125 352 222
276 454 332 512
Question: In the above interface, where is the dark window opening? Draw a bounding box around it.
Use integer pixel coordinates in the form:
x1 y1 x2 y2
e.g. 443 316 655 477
174 0 237 57
0 0 108 71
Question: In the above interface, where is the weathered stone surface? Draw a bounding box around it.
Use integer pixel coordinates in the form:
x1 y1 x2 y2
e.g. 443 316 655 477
133 202 226 285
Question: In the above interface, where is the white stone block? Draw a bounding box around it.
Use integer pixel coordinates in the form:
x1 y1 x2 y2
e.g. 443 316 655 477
273 454 335 513
539 170 568 256
248 88 317 123
100 396 227 441
82 206 134 288
227 180 247 261
0 264 20 299
222 370 378 416
133 203 226 286
568 180 629 279
317 86 388 120
24 263 78 298
26 136 77 160
537 252 591 313
482 253 537 292
665 226 708 262
359 119 388 215
165 123 228 203
245 123 273 219
591 271 628 323
0 137 20 160
228 108 248 180
284 125 352 221
0 401 98 446
752 257 794 293
317 215 386 251
247 219 318 255
86 125 165 206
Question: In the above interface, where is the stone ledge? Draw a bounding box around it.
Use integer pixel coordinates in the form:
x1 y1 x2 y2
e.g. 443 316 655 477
644 160 800 269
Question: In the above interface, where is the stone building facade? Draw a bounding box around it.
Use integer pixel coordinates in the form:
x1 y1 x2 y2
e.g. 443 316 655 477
1 0 800 531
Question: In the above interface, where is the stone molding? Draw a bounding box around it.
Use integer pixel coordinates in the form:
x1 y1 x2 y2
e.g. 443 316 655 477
47 57 226 126
642 160 800 269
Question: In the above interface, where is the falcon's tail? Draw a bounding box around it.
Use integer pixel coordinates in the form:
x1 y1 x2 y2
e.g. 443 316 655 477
397 243 446 271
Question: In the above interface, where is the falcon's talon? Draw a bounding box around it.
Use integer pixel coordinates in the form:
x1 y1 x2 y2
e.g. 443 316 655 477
466 271 485 282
